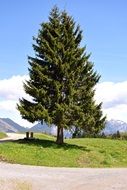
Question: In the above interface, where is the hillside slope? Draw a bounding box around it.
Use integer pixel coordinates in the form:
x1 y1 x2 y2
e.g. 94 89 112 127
1 118 26 132
0 119 18 133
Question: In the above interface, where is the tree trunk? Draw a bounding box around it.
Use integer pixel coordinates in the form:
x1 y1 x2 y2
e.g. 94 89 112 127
56 126 64 144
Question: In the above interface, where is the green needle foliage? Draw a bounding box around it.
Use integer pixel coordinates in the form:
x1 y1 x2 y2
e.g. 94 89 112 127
17 6 106 144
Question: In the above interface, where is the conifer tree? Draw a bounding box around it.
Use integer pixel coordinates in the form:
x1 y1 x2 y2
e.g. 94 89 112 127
17 6 106 144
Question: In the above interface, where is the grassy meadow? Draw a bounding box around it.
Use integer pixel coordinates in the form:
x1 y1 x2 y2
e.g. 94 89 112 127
0 133 127 167
0 132 7 139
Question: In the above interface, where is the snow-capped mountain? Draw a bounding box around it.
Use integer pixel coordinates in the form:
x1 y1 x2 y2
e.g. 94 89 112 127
102 119 127 135
1 117 127 137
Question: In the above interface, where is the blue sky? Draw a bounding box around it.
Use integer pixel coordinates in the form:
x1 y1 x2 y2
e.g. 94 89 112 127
0 0 127 126
0 0 127 82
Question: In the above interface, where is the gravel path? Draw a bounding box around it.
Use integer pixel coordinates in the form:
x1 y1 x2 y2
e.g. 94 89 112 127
0 162 127 190
0 133 25 142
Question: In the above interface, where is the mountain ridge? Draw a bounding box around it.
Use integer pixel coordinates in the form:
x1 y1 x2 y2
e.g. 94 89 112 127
0 118 18 133
0 118 27 133
1 117 127 136
103 119 127 135
1 118 27 132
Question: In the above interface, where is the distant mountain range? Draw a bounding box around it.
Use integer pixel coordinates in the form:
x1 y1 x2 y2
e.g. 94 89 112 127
1 118 127 137
0 118 27 133
1 118 27 132
30 122 72 138
30 120 127 137
0 118 18 133
103 119 127 135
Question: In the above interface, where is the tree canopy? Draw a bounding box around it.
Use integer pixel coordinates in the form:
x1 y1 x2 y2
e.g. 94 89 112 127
17 6 106 144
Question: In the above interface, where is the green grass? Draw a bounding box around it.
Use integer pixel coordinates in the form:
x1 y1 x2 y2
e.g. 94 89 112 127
0 132 7 139
0 133 127 167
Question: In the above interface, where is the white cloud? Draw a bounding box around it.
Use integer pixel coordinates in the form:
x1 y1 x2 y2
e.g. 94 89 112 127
0 75 29 100
95 81 127 122
0 75 33 127
1 75 127 126
103 104 127 121
0 100 16 111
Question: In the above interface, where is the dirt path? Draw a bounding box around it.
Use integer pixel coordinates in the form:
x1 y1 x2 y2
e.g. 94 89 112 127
0 162 127 190
0 133 25 142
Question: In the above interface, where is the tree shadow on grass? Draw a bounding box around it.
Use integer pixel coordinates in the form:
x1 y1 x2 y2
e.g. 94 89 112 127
13 138 91 152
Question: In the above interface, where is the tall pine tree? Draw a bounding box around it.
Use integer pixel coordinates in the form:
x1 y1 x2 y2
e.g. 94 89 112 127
17 7 106 144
